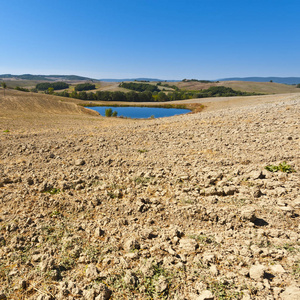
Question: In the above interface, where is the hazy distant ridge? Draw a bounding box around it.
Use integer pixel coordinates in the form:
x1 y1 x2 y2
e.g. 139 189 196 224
1 74 299 84
0 74 94 81
98 78 178 82
219 77 300 84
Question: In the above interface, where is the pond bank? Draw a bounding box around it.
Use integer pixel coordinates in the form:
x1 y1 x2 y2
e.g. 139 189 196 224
80 101 205 114
85 105 192 119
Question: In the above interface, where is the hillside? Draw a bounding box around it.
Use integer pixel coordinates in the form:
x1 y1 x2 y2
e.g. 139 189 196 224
0 90 299 299
218 77 300 85
2 76 300 96
175 80 300 95
0 89 98 120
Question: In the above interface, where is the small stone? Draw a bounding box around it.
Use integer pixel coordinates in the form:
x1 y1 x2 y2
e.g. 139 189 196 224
280 286 300 300
27 177 34 185
94 283 112 300
39 257 54 272
179 238 198 252
75 159 85 166
239 268 249 277
123 271 138 287
20 280 28 289
124 238 140 251
32 254 42 262
273 287 283 299
270 264 286 274
156 276 168 293
202 253 216 267
241 291 251 300
278 205 294 215
292 198 300 208
198 290 214 300
249 170 264 180
210 264 219 276
249 264 265 281
85 263 99 279
252 187 262 198
94 227 105 237
240 207 256 222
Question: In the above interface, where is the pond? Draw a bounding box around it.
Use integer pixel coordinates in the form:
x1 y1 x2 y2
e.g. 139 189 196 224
85 106 191 119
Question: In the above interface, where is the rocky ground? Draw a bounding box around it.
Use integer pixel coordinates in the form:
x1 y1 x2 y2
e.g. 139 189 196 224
0 91 299 299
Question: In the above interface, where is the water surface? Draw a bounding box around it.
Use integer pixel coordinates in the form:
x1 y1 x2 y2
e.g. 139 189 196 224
86 106 190 119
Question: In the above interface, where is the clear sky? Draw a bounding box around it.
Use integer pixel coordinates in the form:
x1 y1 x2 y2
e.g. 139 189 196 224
1 0 299 80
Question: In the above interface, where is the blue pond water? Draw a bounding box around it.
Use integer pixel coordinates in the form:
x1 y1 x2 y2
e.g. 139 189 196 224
86 106 191 119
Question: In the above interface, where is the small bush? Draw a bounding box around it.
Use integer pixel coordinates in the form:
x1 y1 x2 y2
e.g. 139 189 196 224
44 188 61 195
265 161 296 173
105 108 113 117
15 86 30 92
105 108 118 117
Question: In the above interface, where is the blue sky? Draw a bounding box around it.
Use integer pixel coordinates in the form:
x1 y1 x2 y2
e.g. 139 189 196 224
1 0 299 80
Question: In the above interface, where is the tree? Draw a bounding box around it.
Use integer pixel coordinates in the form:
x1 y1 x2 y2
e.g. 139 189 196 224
48 87 54 94
105 108 113 117
36 82 69 91
1 82 7 96
157 91 169 102
36 82 52 91
75 83 95 91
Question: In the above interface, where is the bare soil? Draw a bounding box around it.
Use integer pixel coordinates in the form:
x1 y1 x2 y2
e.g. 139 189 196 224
0 89 299 300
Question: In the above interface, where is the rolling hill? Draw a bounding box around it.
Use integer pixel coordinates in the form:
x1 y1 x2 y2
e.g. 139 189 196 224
218 77 300 84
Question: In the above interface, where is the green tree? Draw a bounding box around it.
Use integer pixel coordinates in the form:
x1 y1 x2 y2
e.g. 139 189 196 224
105 108 113 117
75 82 95 91
48 87 54 94
70 90 78 98
157 91 169 102
112 110 118 117
1 82 7 96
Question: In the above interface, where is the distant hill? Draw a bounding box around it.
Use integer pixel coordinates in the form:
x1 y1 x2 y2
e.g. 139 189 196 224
176 80 300 95
218 77 300 85
0 74 96 81
0 74 178 82
99 78 178 82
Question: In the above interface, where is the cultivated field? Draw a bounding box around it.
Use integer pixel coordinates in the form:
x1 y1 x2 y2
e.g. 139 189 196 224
0 89 300 299
4 79 300 95
175 81 300 95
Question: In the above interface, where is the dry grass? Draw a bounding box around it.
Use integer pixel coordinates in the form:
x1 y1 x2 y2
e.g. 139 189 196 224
174 80 300 94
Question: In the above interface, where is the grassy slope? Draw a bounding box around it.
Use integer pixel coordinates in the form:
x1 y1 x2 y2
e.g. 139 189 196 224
176 80 300 94
0 89 98 117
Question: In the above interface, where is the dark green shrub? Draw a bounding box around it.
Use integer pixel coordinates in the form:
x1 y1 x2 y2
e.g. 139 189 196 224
105 108 113 117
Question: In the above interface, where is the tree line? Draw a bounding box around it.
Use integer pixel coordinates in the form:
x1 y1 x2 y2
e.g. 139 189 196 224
119 82 160 93
74 83 95 91
36 82 69 91
54 86 259 102
182 79 213 83
55 90 154 102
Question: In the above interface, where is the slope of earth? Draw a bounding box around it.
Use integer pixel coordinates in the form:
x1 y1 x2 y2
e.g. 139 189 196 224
0 91 300 300
176 81 300 95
